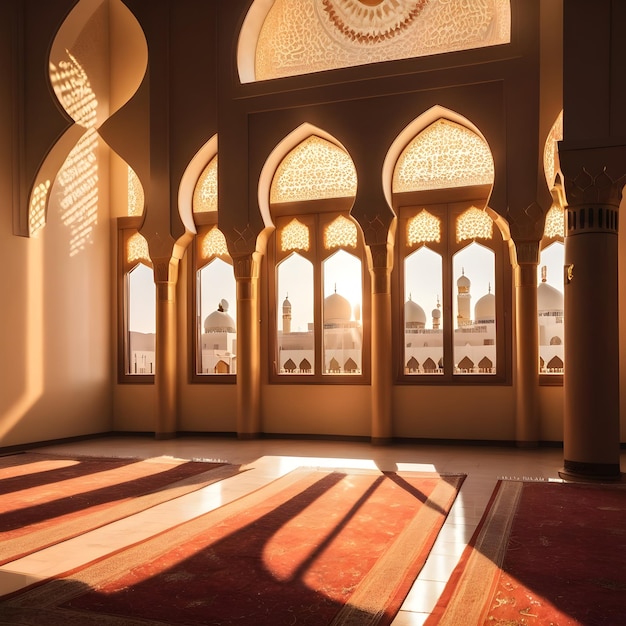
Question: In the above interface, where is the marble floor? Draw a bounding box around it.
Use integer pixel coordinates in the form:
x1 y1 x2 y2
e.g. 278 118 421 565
0 436 612 624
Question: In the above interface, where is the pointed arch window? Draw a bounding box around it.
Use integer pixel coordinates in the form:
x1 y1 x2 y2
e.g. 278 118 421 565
399 203 507 380
118 227 155 382
273 212 367 380
539 112 565 383
538 210 565 381
190 157 237 381
268 136 368 382
393 118 509 383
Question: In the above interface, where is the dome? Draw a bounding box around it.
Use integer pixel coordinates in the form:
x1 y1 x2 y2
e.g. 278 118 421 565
474 292 495 322
432 307 441 319
538 282 563 313
324 292 352 323
282 297 291 312
405 298 427 326
204 299 236 333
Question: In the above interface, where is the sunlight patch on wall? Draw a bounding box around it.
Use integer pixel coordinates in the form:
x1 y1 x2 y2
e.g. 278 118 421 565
29 181 51 236
55 128 100 256
271 136 357 203
49 50 98 129
47 50 100 255
393 119 494 193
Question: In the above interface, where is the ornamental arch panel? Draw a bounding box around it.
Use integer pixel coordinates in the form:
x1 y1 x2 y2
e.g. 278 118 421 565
239 0 511 83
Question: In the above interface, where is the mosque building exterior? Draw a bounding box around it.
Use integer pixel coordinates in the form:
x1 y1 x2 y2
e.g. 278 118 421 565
537 267 564 373
199 299 237 374
278 290 362 374
404 271 497 374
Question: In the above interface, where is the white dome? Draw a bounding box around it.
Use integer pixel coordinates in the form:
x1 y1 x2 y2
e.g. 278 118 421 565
282 297 291 312
405 298 427 326
538 282 563 313
204 300 236 333
474 292 495 322
432 307 441 319
324 292 352 323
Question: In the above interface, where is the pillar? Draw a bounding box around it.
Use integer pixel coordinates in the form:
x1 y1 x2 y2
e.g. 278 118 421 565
514 243 540 446
234 253 262 439
154 258 178 440
561 170 622 480
369 243 393 445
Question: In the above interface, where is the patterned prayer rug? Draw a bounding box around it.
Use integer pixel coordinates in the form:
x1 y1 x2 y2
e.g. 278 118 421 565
427 479 626 625
0 452 239 564
1 468 464 625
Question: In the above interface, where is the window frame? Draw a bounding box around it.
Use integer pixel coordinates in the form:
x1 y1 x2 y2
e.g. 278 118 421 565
267 199 371 384
393 186 512 385
189 213 237 384
117 216 154 384
538 234 564 387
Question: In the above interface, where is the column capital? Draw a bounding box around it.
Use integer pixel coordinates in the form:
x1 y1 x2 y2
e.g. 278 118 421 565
514 240 540 266
151 256 179 284
232 252 261 282
559 144 626 208
505 202 545 249
366 242 393 295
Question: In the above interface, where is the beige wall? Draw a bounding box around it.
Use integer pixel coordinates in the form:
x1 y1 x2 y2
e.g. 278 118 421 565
0 144 113 447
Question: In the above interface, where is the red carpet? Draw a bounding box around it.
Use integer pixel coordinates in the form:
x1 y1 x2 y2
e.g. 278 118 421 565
0 452 239 564
1 468 464 625
427 480 626 625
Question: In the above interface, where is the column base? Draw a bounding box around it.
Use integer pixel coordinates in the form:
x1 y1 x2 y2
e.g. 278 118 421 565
516 440 539 449
559 459 624 483
371 437 393 446
237 432 260 440
154 432 177 440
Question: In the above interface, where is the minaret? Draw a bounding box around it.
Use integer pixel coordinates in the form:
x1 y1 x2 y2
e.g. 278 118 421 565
282 294 292 334
456 269 472 326
432 296 441 330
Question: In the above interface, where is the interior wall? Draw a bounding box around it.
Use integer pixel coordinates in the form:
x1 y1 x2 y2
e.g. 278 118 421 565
0 138 113 448
0 1 113 449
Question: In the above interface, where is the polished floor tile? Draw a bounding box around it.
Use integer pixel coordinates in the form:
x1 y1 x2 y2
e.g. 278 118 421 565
0 436 619 623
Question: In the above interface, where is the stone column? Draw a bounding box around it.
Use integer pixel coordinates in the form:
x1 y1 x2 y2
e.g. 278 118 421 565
234 253 262 439
368 243 393 445
514 242 540 446
560 167 623 480
153 257 179 440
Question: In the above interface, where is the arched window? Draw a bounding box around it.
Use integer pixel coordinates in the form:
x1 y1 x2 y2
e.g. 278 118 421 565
268 135 367 381
539 112 565 382
191 156 237 381
392 117 509 382
117 163 150 382
538 236 564 379
119 230 155 380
